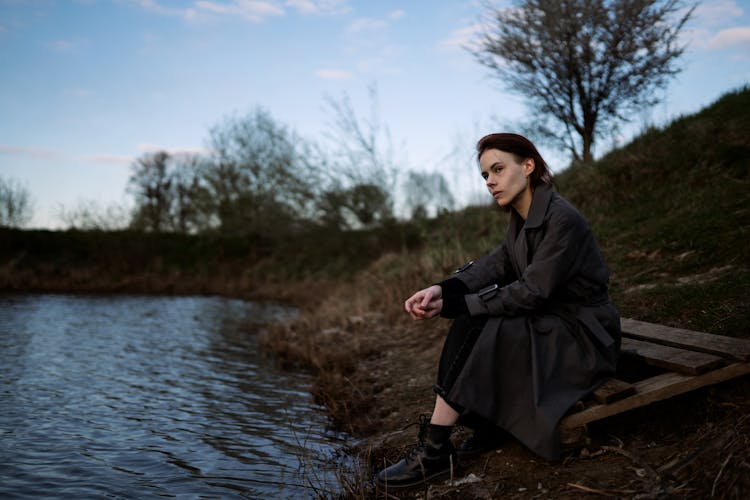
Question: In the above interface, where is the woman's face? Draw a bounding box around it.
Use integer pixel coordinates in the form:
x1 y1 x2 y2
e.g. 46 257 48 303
479 148 534 209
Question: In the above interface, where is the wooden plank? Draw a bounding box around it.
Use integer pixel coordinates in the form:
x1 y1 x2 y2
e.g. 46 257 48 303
559 362 750 429
620 318 750 361
621 337 726 375
592 378 635 404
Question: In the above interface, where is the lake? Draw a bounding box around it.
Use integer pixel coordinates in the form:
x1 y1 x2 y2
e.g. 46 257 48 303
0 294 348 498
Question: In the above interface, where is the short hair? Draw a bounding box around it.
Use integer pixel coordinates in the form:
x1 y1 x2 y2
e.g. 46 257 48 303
476 133 552 188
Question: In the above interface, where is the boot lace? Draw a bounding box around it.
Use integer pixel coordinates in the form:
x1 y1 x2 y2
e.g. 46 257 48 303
401 414 430 462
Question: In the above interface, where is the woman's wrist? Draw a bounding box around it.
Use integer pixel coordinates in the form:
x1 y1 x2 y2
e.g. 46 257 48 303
437 277 469 297
440 294 468 319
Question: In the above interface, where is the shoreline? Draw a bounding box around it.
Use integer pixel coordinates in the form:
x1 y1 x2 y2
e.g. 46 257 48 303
259 279 750 498
4 279 749 498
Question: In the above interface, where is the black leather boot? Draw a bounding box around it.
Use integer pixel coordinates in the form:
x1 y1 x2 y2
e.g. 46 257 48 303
376 416 457 490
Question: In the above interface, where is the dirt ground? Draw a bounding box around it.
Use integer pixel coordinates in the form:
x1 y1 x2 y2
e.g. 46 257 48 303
268 313 750 499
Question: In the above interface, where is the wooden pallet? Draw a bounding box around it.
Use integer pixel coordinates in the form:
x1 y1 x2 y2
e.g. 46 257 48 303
559 318 750 437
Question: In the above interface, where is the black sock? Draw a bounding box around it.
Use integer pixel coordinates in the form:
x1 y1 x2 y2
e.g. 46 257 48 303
426 422 453 445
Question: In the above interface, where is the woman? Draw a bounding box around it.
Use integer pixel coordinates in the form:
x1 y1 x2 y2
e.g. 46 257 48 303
376 133 621 489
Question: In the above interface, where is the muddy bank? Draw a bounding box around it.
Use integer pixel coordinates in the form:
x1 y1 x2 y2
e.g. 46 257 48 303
262 279 750 499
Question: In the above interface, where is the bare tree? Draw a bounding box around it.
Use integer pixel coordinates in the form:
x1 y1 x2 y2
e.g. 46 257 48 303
349 183 393 228
402 171 455 219
321 84 400 228
325 85 398 188
126 151 214 233
207 108 321 236
168 153 213 234
128 151 173 232
57 199 130 230
0 175 33 228
474 0 693 163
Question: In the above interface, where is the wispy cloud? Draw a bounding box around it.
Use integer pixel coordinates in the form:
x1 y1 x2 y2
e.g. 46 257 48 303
0 143 205 166
708 26 750 49
0 144 61 159
345 9 405 33
693 0 743 26
133 0 200 21
340 12 406 76
195 0 284 22
80 154 134 166
44 38 87 53
389 9 405 21
1 144 129 165
285 0 316 14
314 68 352 80
133 0 285 23
64 88 92 98
137 143 209 156
346 16 388 34
84 145 209 165
133 0 352 21
438 23 485 53
285 0 350 16
355 45 402 75
683 0 747 50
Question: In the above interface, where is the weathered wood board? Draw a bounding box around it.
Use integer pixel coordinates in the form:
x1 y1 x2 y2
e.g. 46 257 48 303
559 318 750 433
591 378 635 404
561 362 750 430
620 337 725 375
620 318 750 361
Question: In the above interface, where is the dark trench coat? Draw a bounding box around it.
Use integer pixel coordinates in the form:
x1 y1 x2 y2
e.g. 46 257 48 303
441 184 621 460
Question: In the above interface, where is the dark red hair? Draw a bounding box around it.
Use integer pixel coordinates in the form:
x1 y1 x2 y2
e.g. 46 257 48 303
476 133 552 188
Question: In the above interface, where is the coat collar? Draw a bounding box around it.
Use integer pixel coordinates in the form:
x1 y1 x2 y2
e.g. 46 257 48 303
514 183 554 230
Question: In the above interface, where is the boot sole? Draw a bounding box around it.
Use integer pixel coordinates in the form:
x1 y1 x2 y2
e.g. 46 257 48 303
376 467 457 490
456 444 502 459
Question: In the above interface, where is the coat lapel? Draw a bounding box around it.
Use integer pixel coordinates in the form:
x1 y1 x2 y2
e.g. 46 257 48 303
513 185 555 274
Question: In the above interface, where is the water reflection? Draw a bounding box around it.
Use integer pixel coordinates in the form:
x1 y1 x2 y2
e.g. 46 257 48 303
0 294 347 498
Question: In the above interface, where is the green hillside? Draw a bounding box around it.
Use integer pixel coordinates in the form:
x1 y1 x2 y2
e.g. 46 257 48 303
556 86 749 336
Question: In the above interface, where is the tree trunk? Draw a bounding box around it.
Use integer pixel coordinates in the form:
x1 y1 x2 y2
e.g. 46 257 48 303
582 130 594 164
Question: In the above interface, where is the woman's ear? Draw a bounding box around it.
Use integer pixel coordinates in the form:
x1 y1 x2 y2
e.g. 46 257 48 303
524 158 535 177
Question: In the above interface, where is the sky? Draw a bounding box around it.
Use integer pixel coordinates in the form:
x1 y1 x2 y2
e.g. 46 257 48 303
1 0 749 229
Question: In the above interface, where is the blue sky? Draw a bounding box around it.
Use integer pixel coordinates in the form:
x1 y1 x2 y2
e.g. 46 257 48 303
1 0 749 229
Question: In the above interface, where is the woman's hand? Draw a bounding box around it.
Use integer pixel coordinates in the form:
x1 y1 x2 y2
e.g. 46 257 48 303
404 285 443 320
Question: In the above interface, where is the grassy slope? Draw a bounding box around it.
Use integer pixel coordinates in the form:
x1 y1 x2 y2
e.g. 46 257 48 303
556 86 749 336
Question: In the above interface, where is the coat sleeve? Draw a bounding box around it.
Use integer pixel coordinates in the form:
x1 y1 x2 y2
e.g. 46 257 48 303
451 240 516 293
463 207 589 316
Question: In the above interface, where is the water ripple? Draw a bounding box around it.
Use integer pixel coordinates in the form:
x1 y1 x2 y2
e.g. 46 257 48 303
0 294 347 498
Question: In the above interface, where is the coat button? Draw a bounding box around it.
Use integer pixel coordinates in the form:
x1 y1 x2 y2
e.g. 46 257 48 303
455 260 474 274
